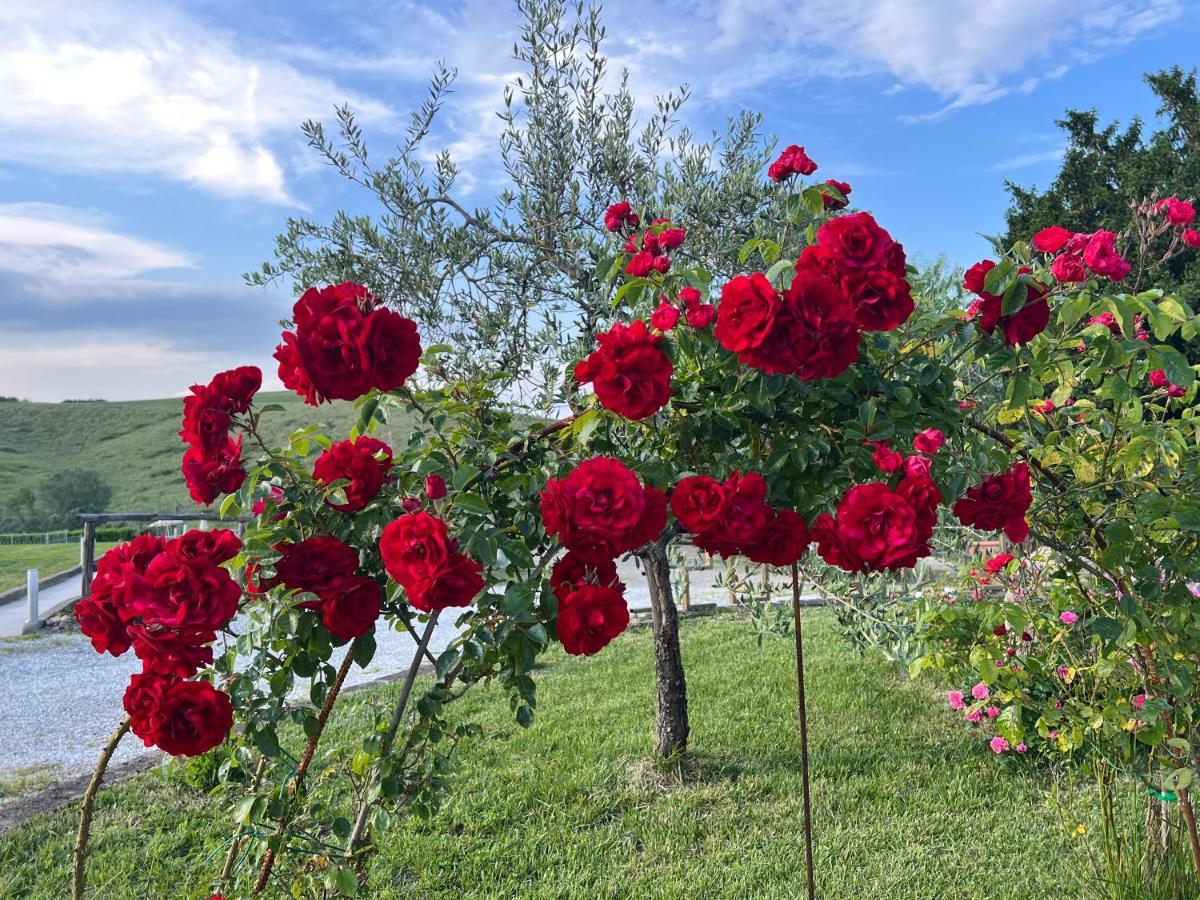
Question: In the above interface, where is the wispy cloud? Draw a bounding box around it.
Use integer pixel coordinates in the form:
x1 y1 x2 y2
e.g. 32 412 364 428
0 2 394 204
989 147 1067 172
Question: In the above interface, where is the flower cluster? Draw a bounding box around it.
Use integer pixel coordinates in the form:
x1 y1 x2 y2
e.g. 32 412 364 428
821 179 852 210
76 530 241 756
768 144 818 181
603 201 639 233
540 457 666 655
380 512 485 613
716 211 912 380
651 286 716 332
179 367 260 505
574 320 673 420
962 261 1051 346
952 462 1032 543
623 218 687 277
812 471 941 573
1031 227 1131 283
671 472 809 566
1150 368 1189 398
258 535 384 640
312 436 395 512
274 282 422 405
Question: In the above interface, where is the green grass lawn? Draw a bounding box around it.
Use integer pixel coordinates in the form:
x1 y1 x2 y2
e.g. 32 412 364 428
0 392 418 517
0 612 1111 899
0 543 118 592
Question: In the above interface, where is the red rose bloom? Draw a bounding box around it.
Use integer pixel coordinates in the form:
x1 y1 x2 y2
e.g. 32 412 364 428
123 672 172 746
182 437 247 506
274 536 359 594
128 625 216 678
1083 231 1131 281
574 321 673 421
846 269 913 332
822 179 851 210
557 585 630 655
1050 251 1088 283
952 462 1032 543
604 201 638 232
868 441 904 473
1001 295 1051 346
913 428 945 455
1157 197 1196 226
149 677 233 757
768 144 818 181
312 436 394 513
783 271 861 380
903 454 932 479
817 212 905 275
650 300 680 331
1150 369 1188 397
670 475 726 533
379 512 484 611
742 509 810 567
715 274 782 353
1183 229 1200 249
274 332 317 405
539 457 667 556
75 591 133 656
168 528 242 565
984 552 1015 575
129 552 241 632
425 474 447 500
405 553 485 612
813 482 931 573
625 250 655 277
694 472 771 557
549 551 621 603
1032 226 1072 253
319 575 382 640
897 473 942 533
208 366 262 413
686 303 717 329
362 308 421 393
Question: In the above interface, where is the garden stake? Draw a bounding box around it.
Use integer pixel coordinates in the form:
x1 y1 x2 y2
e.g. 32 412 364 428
72 715 131 900
253 649 356 895
791 563 816 900
346 610 442 856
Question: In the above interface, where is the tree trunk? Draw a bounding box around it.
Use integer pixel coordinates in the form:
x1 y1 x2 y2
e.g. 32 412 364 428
641 540 689 758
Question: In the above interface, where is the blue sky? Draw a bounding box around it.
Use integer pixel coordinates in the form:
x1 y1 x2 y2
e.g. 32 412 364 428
0 0 1196 401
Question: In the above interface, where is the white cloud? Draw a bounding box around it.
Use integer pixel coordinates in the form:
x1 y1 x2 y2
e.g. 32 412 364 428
0 2 394 203
0 203 194 282
990 147 1067 172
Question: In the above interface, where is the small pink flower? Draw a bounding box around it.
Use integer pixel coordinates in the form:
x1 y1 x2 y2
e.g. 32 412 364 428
986 706 1000 720
1016 743 1027 753
1048 730 1058 740
913 428 945 455
972 682 989 701
948 691 965 710
989 736 1010 754
1059 611 1078 625
966 710 983 724
1132 693 1146 710
1056 666 1070 679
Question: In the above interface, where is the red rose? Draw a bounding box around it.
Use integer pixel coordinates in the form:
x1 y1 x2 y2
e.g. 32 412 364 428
846 269 913 331
124 671 172 746
912 428 945 455
1184 229 1200 249
275 536 360 594
670 475 726 533
715 274 782 353
650 300 680 331
868 441 903 473
604 201 638 232
208 366 261 413
1032 226 1072 253
768 144 818 181
897 473 942 533
182 437 247 506
658 227 687 251
678 286 702 307
274 331 317 406
794 245 850 288
783 271 860 381
574 320 673 420
147 676 233 757
425 474 447 500
1150 369 1187 397
817 212 905 275
1001 296 1050 346
963 259 996 299
1083 231 1130 281
549 551 621 602
814 482 930 573
1050 251 1087 283
168 528 242 565
1157 197 1196 226
694 472 771 558
742 509 809 566
686 303 716 329
75 591 132 656
902 454 932 479
540 457 666 556
405 553 485 612
128 625 216 677
312 437 394 513
984 552 1015 575
556 585 629 655
625 251 655 277
319 575 382 640
130 552 241 632
822 179 851 210
362 308 421 393
952 462 1032 542
180 389 233 456
294 293 372 402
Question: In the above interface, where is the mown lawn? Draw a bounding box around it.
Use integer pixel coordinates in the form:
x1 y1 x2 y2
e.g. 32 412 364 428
0 612 1109 898
0 543 118 592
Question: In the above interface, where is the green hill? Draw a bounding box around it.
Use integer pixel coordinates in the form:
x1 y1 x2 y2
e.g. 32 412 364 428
0 392 418 518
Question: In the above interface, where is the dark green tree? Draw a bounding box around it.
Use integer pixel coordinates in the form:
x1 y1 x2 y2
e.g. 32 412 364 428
1004 66 1200 298
36 470 112 529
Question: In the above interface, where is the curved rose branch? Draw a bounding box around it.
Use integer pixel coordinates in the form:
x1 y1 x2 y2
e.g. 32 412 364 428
72 715 132 900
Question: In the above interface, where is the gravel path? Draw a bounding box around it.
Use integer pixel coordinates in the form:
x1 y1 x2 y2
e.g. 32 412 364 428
0 555 748 785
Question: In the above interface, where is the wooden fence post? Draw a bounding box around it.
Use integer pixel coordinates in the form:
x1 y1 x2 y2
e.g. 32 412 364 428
80 520 96 599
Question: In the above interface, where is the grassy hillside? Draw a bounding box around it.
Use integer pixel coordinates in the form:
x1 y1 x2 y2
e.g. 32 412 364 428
0 393 418 517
